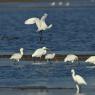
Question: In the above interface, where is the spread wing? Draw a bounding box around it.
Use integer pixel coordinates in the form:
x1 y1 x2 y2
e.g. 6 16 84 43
41 13 48 21
25 17 39 25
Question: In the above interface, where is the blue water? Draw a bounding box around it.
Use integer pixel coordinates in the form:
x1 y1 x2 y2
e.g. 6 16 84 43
0 60 94 88
0 3 95 91
0 6 95 52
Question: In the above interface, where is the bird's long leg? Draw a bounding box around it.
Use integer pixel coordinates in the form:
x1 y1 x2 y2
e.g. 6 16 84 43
39 30 43 42
79 85 82 93
13 60 18 65
46 59 50 64
49 59 52 64
39 57 42 63
32 57 36 64
76 84 80 94
46 59 48 62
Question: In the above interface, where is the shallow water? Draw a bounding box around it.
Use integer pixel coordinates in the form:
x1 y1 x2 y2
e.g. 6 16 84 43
0 4 95 52
0 88 95 95
0 60 94 89
0 3 95 94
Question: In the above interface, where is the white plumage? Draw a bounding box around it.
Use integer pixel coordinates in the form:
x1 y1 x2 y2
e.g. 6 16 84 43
71 69 87 93
64 54 78 63
51 2 56 6
32 47 48 58
10 48 24 62
25 13 52 32
66 2 70 6
85 56 95 64
58 2 63 6
45 53 55 60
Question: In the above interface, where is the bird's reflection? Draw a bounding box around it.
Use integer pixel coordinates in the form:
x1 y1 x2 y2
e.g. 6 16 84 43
75 92 86 95
27 89 48 95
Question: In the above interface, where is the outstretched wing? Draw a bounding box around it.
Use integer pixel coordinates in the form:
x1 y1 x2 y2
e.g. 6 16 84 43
25 17 38 25
41 13 48 21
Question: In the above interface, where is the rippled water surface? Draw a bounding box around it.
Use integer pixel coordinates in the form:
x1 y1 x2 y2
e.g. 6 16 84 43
0 3 95 95
0 5 95 52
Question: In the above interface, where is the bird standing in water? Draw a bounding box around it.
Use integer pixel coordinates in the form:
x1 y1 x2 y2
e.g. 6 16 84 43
71 69 87 94
10 48 24 64
64 54 78 63
32 47 48 63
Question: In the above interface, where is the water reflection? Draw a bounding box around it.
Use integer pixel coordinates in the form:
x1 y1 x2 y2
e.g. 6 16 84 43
0 88 95 95
75 93 85 95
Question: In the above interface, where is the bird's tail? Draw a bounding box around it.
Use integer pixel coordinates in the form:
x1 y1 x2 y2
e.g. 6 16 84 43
47 24 53 29
84 81 87 85
85 59 88 63
10 57 12 60
85 82 87 85
64 59 67 62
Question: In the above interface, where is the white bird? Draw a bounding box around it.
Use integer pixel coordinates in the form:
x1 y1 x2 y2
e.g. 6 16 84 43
71 69 87 94
32 47 48 59
10 48 24 62
58 1 63 6
64 54 78 63
85 56 95 64
45 53 55 62
66 2 70 6
25 13 52 32
51 2 56 6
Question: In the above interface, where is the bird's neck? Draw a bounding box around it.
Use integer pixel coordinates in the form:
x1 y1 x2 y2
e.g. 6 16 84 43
20 50 23 55
72 71 75 78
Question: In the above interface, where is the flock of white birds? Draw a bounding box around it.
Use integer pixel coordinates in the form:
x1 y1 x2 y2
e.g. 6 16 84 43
50 1 70 7
9 47 88 93
9 13 94 94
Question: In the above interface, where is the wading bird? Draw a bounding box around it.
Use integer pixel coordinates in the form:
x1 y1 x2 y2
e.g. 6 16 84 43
58 1 63 6
64 54 78 63
51 2 56 6
85 56 95 64
10 48 24 62
71 69 87 94
45 53 55 63
32 47 48 62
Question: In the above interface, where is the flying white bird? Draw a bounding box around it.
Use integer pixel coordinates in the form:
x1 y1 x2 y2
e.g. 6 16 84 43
45 53 55 62
71 69 87 94
10 48 24 62
85 56 95 64
25 13 52 32
64 54 78 63
32 47 48 59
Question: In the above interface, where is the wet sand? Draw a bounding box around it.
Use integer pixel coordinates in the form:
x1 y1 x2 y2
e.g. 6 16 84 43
0 54 94 61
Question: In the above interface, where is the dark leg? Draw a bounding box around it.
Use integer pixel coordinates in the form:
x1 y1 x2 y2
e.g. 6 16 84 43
32 57 36 63
47 59 52 64
13 60 18 65
79 85 82 93
39 31 43 42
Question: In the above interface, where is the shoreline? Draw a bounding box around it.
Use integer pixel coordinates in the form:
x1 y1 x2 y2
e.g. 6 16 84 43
0 54 94 61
